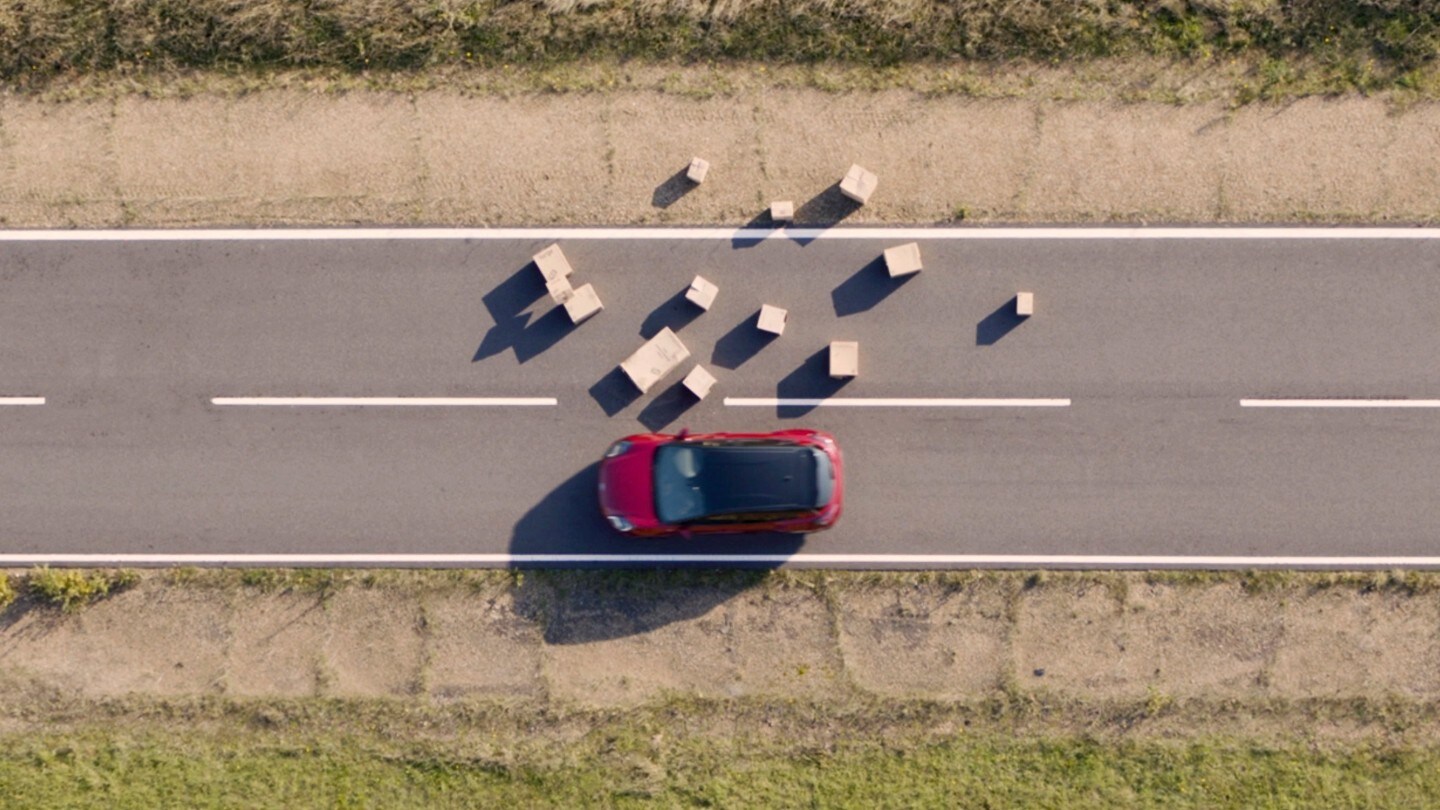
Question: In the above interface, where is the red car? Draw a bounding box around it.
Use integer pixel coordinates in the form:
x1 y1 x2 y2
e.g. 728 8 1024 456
598 428 844 537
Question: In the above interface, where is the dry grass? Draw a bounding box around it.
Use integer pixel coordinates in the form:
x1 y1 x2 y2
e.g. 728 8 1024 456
1 0 1438 98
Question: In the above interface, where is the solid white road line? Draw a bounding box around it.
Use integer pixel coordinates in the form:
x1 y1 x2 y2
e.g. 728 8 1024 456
211 397 557 407
2 227 1440 242
0 397 45 405
1241 399 1440 408
725 397 1071 408
0 553 1438 568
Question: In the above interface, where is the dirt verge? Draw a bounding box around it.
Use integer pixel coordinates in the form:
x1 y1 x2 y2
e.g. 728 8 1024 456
4 569 1439 744
2 80 1438 228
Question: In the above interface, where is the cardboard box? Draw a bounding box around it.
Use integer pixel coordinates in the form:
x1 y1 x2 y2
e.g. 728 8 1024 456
687 157 710 184
620 327 692 393
757 304 788 335
563 283 603 324
532 243 573 283
839 164 878 204
1016 292 1034 316
829 341 859 378
546 275 575 304
685 275 719 311
683 365 718 399
883 242 923 277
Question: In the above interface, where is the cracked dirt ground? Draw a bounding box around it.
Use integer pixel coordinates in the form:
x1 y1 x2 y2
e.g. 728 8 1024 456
2 573 1439 731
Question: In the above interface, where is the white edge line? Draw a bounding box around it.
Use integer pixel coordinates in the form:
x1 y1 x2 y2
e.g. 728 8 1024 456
0 397 45 405
725 397 1070 407
212 397 557 407
1241 399 1440 408
2 553 1439 568
3 227 1440 241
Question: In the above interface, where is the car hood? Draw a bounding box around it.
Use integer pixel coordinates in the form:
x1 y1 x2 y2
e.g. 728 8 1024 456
598 444 659 525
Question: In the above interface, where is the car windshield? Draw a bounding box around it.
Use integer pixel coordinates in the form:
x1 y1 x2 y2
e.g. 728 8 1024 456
653 442 826 524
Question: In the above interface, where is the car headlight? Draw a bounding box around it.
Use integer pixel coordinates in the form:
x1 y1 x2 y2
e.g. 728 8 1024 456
607 515 633 532
603 441 631 459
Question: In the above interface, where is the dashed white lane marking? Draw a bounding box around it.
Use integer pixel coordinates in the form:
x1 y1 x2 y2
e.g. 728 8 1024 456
0 397 44 405
2 227 1440 242
1241 399 1440 408
725 397 1071 408
211 397 557 407
0 553 1437 568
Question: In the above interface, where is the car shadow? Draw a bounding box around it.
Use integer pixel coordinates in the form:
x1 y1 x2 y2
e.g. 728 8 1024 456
776 347 852 417
473 263 576 363
636 378 699 432
589 367 643 417
510 461 612 553
977 296 1027 345
651 168 698 209
830 256 916 317
639 289 703 339
711 311 778 369
511 568 778 645
507 462 806 644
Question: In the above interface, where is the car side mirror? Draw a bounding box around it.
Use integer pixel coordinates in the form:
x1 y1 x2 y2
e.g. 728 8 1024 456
676 428 690 440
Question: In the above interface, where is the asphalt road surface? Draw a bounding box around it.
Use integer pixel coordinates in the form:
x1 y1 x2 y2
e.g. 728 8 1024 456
2 227 1439 568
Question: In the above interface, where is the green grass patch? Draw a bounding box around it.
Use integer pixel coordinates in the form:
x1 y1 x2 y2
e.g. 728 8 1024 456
0 572 15 613
3 718 1439 808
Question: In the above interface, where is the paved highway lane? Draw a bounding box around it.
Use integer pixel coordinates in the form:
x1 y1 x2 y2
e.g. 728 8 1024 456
2 229 1439 566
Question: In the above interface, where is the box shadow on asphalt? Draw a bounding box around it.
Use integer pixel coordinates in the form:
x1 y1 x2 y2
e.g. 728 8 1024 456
473 263 576 364
506 461 805 642
636 379 698 432
976 296 1028 345
776 348 852 418
588 367 644 417
639 289 702 339
711 311 778 369
830 256 915 317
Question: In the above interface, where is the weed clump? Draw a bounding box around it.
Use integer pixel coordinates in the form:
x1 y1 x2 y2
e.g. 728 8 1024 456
27 567 138 613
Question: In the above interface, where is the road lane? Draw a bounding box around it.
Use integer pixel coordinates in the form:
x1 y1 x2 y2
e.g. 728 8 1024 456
1 231 1439 565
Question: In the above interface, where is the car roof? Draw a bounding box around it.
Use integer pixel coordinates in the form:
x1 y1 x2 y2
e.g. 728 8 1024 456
685 443 823 515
